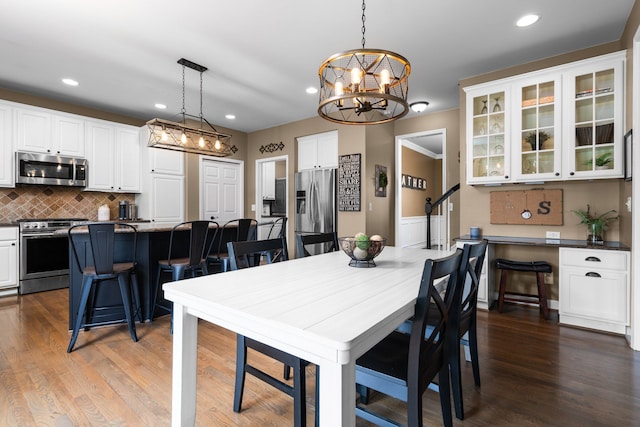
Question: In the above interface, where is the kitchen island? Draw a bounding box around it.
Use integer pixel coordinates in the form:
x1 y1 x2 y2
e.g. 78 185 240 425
65 222 241 330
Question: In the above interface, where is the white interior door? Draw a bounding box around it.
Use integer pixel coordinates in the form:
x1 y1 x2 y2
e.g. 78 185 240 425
201 158 244 225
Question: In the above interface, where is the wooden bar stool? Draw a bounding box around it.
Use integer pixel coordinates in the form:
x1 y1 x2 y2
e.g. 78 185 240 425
496 258 551 320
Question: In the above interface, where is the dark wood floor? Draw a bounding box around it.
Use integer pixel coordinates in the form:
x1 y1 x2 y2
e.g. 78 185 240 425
1 289 640 426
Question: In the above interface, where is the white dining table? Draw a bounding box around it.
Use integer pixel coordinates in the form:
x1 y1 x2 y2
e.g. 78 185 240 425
163 245 450 426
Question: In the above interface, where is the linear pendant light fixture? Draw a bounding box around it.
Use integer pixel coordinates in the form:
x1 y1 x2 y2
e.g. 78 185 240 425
146 58 236 157
318 0 411 125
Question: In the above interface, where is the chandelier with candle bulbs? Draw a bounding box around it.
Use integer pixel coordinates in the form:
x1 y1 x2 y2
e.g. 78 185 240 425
146 58 236 157
318 0 411 125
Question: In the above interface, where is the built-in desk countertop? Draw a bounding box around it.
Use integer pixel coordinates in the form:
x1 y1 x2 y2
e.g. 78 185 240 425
456 234 629 251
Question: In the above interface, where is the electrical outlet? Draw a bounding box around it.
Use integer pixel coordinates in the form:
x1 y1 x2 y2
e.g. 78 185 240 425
546 231 560 239
544 273 553 285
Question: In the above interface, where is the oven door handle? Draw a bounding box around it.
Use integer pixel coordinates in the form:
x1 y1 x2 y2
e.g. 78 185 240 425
22 232 60 238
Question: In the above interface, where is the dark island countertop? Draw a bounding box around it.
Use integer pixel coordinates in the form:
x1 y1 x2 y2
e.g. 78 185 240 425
455 234 630 251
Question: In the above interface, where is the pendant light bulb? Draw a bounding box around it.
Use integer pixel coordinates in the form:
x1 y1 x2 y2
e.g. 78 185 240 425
199 136 205 147
161 130 168 141
214 139 221 150
181 132 187 144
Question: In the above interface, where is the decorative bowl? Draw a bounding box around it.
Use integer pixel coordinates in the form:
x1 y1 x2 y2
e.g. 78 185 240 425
338 237 386 268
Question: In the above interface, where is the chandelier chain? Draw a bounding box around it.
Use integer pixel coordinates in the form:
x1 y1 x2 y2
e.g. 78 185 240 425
199 71 204 120
361 0 366 49
181 64 186 116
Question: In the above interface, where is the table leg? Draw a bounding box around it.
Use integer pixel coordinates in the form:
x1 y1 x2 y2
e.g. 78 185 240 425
171 302 199 426
318 360 356 426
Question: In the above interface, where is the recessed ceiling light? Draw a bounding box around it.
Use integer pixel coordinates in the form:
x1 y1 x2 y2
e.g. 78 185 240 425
410 101 429 113
154 103 167 109
516 14 539 27
225 114 236 120
62 78 78 86
306 87 318 94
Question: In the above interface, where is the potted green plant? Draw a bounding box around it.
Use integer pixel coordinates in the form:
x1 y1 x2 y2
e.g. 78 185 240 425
377 170 388 190
524 131 550 151
587 152 613 170
572 204 618 244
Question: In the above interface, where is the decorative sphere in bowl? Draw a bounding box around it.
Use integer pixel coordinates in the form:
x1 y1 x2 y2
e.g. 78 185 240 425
338 235 386 267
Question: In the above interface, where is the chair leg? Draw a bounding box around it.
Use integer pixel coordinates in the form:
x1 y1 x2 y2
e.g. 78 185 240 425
469 319 481 387
284 364 291 380
536 272 550 320
130 271 142 323
437 364 453 427
356 384 370 404
152 264 163 322
497 269 508 312
68 276 94 353
292 360 307 427
233 335 248 413
450 338 464 420
118 273 138 343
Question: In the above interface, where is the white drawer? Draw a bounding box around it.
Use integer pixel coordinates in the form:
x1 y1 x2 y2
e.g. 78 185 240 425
0 227 18 240
560 248 628 271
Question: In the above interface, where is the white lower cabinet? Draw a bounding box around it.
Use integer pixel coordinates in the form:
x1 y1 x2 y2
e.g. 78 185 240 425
559 248 629 334
456 240 494 310
0 227 18 295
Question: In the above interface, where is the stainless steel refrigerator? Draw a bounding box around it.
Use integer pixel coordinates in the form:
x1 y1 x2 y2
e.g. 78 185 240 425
295 169 337 245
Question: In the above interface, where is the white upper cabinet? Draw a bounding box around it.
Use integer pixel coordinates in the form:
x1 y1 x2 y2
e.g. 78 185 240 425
512 73 562 182
297 130 338 171
465 51 625 185
0 103 13 187
85 120 140 192
15 105 84 157
52 113 85 157
15 107 51 154
466 85 511 184
262 161 276 199
563 55 625 180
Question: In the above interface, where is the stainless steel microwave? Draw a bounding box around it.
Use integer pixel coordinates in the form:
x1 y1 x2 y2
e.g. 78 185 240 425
16 152 87 187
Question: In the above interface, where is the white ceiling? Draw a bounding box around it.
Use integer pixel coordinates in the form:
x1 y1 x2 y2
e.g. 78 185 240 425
0 1 634 134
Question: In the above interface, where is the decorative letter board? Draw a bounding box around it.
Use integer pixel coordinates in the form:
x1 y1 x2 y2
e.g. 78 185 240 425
338 153 361 211
490 189 563 225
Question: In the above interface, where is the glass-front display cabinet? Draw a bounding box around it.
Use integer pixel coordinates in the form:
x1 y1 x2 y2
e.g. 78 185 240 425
565 55 624 179
513 75 562 181
467 89 509 184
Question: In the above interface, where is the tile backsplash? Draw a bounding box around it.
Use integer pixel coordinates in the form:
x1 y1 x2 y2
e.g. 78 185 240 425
0 186 135 222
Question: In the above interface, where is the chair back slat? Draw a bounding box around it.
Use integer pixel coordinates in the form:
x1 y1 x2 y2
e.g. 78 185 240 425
408 250 464 382
227 236 289 270
267 217 288 239
457 240 488 337
167 221 218 267
216 218 258 257
296 232 338 257
69 222 138 276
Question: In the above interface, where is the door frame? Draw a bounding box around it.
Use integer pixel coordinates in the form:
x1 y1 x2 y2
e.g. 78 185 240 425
395 128 449 249
255 154 289 222
630 25 640 350
198 155 245 222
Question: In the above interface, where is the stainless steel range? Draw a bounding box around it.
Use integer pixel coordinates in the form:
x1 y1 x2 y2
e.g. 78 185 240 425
18 218 87 294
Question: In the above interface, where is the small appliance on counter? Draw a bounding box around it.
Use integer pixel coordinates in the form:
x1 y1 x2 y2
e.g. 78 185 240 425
119 201 129 220
98 204 110 221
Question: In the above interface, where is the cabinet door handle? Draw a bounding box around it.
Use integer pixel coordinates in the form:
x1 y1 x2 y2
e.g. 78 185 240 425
11 243 16 246
585 256 601 262
586 272 601 278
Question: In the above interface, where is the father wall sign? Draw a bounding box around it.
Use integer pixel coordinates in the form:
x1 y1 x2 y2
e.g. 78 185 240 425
402 174 427 190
